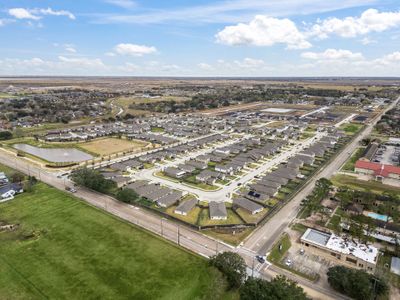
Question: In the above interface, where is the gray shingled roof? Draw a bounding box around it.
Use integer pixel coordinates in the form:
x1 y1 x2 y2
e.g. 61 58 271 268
233 197 263 214
209 201 227 218
175 198 197 214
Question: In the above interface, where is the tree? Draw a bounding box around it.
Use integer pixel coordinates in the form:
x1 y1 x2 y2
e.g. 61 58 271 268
11 172 24 183
240 276 309 300
0 131 12 140
116 188 139 204
327 266 388 300
209 252 246 289
71 168 117 194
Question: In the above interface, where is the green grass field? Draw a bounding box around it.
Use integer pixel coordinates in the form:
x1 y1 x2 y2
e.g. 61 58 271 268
341 147 365 171
331 174 400 196
0 183 234 300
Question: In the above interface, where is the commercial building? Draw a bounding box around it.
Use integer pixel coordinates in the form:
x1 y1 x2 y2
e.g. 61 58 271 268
300 228 378 272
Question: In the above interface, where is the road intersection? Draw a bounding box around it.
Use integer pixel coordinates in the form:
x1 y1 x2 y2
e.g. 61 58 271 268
0 98 397 299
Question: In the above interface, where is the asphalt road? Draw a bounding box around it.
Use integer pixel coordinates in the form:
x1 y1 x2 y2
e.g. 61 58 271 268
243 98 399 256
0 99 397 300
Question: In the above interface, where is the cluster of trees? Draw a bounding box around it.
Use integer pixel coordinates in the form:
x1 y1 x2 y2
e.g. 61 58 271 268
327 266 388 300
116 188 140 204
377 107 400 134
210 252 309 300
300 178 332 219
0 90 115 123
0 131 12 141
129 87 349 113
337 188 399 222
71 168 116 194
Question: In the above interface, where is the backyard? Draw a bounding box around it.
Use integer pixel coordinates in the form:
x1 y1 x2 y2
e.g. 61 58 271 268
0 183 234 300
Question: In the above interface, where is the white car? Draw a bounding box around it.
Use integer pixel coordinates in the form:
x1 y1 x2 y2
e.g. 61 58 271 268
285 259 292 267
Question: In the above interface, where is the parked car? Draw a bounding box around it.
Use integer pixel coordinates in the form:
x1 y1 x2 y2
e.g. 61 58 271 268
285 259 292 266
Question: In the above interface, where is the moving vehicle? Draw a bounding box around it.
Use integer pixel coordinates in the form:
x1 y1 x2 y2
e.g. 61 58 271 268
65 187 77 193
256 255 266 263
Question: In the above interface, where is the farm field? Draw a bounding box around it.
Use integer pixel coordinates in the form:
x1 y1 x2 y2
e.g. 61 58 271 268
0 183 234 300
79 137 149 156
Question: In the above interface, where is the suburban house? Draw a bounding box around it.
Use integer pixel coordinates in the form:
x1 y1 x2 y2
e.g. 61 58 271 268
164 167 186 179
215 164 234 175
174 198 198 216
233 197 264 215
209 201 227 220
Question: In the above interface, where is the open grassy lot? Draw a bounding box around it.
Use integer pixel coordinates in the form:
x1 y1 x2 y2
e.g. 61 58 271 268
204 228 254 247
79 137 148 156
339 123 363 135
331 174 400 196
268 233 291 263
341 147 365 171
0 183 233 300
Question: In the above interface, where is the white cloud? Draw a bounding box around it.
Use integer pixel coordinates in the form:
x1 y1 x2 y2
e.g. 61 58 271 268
105 52 116 57
65 47 77 53
376 52 400 65
114 43 157 56
105 0 137 9
58 56 105 68
198 63 215 71
8 7 75 21
8 8 40 20
37 8 75 20
234 57 265 68
309 9 400 39
215 15 311 49
360 37 376 45
97 0 377 25
301 49 364 60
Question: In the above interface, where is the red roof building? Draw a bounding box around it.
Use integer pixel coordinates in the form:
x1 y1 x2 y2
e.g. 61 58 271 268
355 160 400 180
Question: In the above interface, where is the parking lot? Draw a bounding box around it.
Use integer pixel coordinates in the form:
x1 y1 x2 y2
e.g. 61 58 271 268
373 145 400 165
284 245 335 284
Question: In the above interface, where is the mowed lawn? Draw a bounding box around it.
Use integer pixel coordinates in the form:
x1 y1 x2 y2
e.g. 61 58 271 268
0 183 231 300
79 137 149 156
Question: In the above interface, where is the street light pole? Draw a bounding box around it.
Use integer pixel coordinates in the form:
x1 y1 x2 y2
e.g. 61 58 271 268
161 218 164 236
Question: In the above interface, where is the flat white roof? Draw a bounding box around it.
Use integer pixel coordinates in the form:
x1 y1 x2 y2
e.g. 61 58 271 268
261 108 294 113
301 228 378 264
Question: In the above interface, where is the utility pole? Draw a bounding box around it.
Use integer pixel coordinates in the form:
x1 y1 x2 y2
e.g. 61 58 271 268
251 256 255 277
161 218 164 236
177 224 180 246
215 240 219 255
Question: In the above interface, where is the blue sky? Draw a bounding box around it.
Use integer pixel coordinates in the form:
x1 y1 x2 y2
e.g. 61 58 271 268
0 0 400 76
